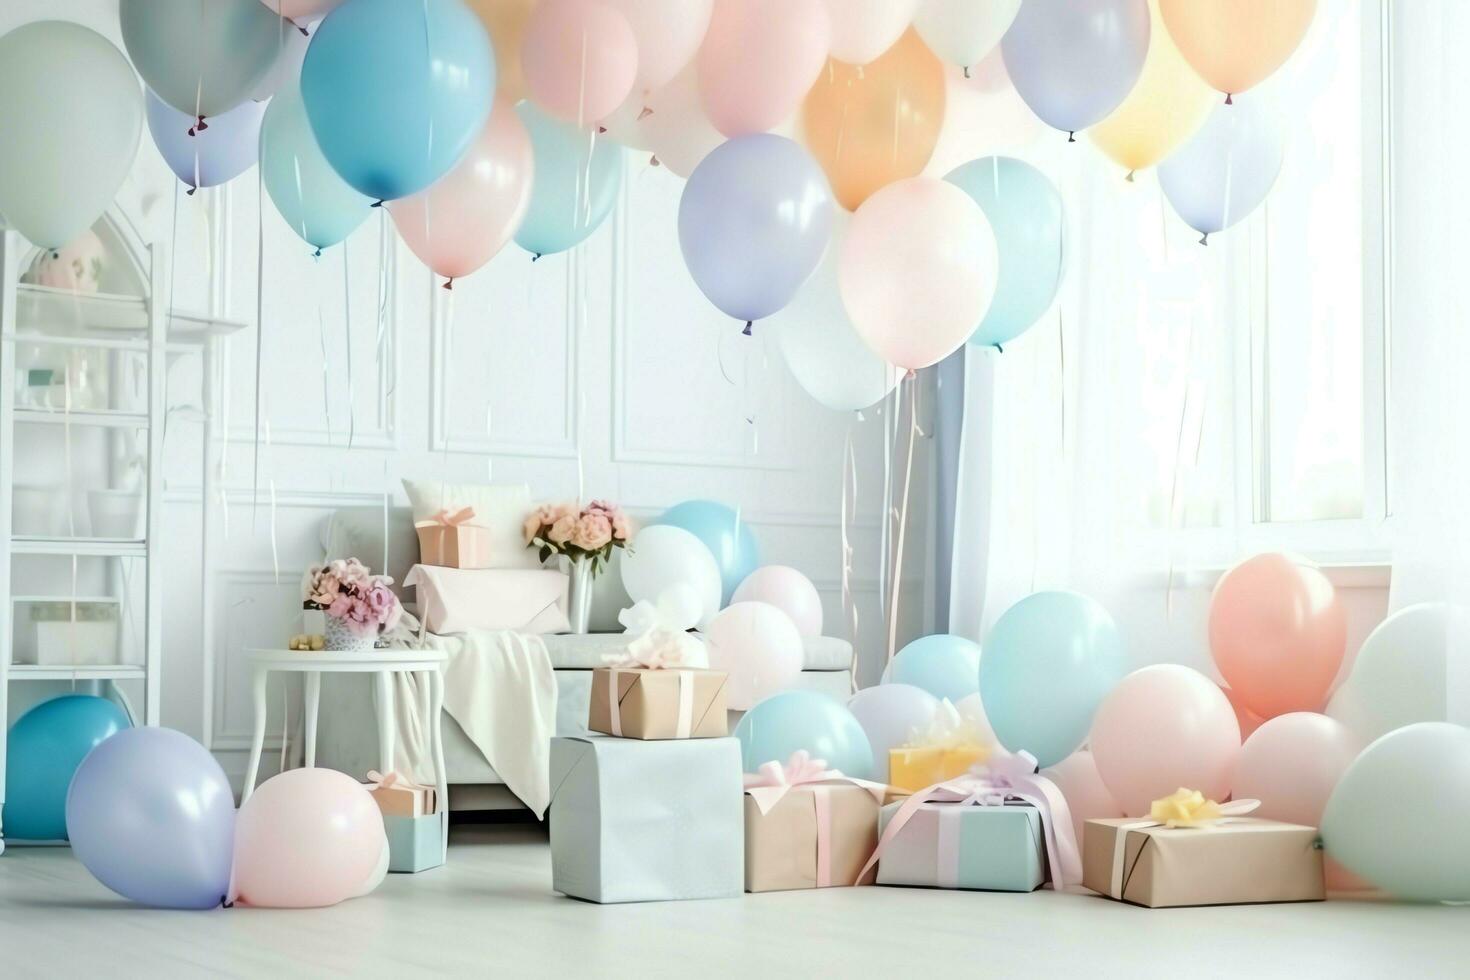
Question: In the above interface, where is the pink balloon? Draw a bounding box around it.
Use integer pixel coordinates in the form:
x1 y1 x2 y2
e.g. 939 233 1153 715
388 96 534 285
1219 683 1267 741
704 601 804 711
1234 712 1361 828
1042 750 1125 844
840 177 998 370
608 0 713 96
731 565 824 637
1209 553 1346 719
522 0 639 124
232 768 387 908
1090 664 1241 817
257 0 342 19
698 0 830 137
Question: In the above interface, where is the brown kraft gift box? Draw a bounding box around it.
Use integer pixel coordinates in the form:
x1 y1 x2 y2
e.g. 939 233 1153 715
1082 817 1325 908
744 783 882 892
588 666 728 739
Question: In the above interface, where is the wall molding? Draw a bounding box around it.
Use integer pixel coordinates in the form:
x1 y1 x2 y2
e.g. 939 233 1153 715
207 567 301 750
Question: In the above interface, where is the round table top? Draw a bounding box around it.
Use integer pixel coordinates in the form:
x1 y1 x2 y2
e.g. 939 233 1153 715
245 647 448 671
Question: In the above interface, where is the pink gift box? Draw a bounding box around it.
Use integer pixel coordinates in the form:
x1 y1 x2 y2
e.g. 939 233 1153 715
414 506 492 569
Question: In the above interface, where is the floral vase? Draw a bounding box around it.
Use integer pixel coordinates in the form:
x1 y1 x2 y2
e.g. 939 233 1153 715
324 615 375 652
566 555 593 634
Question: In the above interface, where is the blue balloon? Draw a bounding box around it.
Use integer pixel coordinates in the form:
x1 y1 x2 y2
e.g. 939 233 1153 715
890 634 983 704
979 591 1127 767
514 101 625 258
4 694 129 840
654 500 761 604
67 727 236 909
301 0 496 202
946 157 1064 349
734 690 874 778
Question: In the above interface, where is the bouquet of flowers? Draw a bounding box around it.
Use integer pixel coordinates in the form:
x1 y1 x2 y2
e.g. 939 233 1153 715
522 499 631 576
303 558 403 637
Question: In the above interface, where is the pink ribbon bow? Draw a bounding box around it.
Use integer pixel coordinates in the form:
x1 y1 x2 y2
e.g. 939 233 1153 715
415 506 478 529
366 769 433 793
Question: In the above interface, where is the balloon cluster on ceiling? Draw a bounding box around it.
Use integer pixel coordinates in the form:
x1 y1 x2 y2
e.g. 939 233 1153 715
0 0 1315 411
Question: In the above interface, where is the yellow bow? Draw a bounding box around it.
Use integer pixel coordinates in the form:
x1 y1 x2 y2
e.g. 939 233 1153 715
1149 788 1224 828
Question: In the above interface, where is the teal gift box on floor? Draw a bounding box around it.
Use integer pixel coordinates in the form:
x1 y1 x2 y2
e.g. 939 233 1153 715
875 800 1046 892
549 735 744 903
385 812 446 873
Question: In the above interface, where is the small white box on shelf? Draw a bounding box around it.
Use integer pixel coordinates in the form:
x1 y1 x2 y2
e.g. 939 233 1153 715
20 600 123 666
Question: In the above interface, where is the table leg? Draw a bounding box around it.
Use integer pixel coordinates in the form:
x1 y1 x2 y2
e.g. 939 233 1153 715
304 671 320 768
242 666 268 804
429 667 449 857
375 669 396 774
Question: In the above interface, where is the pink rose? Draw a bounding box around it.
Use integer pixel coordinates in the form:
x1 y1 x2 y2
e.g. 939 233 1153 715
548 514 578 545
523 509 546 546
610 510 631 542
367 583 401 631
572 512 613 551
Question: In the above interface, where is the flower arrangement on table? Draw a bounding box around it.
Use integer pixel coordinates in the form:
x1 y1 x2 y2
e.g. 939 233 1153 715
523 500 631 633
302 558 403 651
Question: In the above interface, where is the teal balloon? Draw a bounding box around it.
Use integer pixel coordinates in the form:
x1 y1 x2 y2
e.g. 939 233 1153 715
301 0 496 202
979 591 1125 767
1322 722 1470 901
515 102 625 257
945 157 1064 349
260 77 374 254
120 0 283 119
734 690 873 778
890 634 982 704
654 499 760 604
5 694 130 841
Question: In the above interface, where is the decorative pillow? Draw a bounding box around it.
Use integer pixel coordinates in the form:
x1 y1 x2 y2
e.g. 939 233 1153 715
401 479 541 570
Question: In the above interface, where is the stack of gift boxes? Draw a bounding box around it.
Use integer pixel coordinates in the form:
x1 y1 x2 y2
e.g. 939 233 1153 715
366 770 444 874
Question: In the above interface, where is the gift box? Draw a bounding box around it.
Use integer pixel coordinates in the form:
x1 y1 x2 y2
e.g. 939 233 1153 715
588 653 728 740
414 506 492 569
365 770 437 818
1081 790 1325 908
385 812 445 874
889 745 989 793
549 735 744 903
742 751 891 892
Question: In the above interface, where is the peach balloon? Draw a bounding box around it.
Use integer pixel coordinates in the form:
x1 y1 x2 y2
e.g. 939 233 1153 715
1090 664 1241 817
803 30 947 211
731 565 824 637
1159 0 1317 100
1208 553 1346 719
1233 712 1360 827
522 0 638 124
1042 750 1125 844
1219 683 1266 741
699 0 830 137
466 0 537 104
388 97 534 285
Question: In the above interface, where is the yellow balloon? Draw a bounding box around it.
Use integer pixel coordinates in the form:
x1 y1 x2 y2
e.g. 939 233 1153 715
1090 0 1215 177
465 0 538 104
1159 0 1317 100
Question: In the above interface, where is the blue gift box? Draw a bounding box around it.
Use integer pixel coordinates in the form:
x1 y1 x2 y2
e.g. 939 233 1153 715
385 812 445 874
875 800 1046 892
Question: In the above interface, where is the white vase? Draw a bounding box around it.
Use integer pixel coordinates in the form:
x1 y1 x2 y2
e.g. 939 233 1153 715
566 555 593 634
324 616 375 652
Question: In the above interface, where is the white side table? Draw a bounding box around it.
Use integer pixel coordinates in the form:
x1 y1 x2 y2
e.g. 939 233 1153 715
241 648 450 854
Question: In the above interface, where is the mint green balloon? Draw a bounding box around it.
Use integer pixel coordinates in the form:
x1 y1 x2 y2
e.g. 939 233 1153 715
121 0 283 119
514 102 625 258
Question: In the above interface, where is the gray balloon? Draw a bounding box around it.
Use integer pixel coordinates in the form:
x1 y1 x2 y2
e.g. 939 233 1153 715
1159 96 1286 244
1001 0 1150 138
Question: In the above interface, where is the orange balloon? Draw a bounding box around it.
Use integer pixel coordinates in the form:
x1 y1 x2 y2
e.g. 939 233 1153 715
802 30 945 212
1207 553 1346 720
465 0 538 104
1159 0 1316 100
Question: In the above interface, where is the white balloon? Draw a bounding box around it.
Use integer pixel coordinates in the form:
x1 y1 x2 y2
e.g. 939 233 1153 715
914 0 1022 69
641 66 726 177
822 0 919 65
620 525 723 627
607 0 714 95
1158 95 1286 243
703 602 804 710
731 565 825 637
847 684 939 782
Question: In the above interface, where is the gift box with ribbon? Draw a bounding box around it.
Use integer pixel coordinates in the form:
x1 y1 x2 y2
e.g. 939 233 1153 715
384 812 446 874
365 769 438 819
859 751 1080 893
588 631 728 740
743 751 896 893
414 506 492 569
1081 788 1325 908
888 698 991 793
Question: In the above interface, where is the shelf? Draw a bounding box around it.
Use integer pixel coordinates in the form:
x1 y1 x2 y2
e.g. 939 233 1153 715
12 283 246 343
10 595 120 605
13 408 149 428
8 663 144 681
10 536 146 558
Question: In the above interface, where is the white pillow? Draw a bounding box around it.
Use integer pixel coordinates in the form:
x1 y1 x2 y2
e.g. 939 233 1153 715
401 479 541 570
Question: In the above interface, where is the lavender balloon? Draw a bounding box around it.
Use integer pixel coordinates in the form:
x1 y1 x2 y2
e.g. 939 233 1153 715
146 90 265 193
1001 0 1150 139
677 134 834 331
1159 96 1285 244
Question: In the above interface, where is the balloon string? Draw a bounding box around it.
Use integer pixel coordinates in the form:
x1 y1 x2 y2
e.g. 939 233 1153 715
252 167 266 526
316 265 332 443
841 421 859 692
878 384 895 639
376 209 392 405
886 374 919 664
343 237 355 451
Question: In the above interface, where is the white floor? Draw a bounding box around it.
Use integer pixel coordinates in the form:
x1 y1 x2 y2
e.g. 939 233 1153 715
0 822 1465 979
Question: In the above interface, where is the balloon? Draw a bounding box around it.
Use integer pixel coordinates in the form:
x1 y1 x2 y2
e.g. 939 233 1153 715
803 30 946 211
734 689 874 777
5 695 129 840
389 97 534 285
1159 95 1285 244
1220 684 1267 741
846 684 940 783
1090 664 1241 816
980 591 1127 767
1327 603 1468 746
608 0 714 96
301 0 496 202
147 91 265 193
840 177 997 370
654 500 762 604
731 565 824 637
1089 0 1214 176
704 602 805 711
120 0 283 120
514 102 626 257
66 727 235 909
1159 0 1316 100
522 0 638 124
677 134 834 327
1208 552 1345 719
248 17 313 103
258 0 344 18
913 0 1022 71
1000 0 1150 138
1042 750 1125 845
945 157 1063 349
1322 722 1470 902
699 0 831 137
466 0 537 104
1234 713 1360 829
620 524 723 627
629 66 726 177
821 0 919 66
890 634 982 704
953 692 1000 749
0 22 142 251
233 768 388 908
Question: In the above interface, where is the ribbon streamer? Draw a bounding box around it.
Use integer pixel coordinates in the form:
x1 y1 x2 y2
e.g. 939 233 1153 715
840 422 859 691
886 373 919 663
